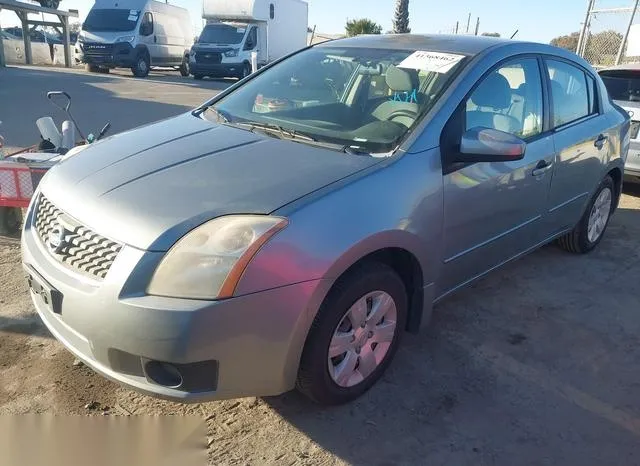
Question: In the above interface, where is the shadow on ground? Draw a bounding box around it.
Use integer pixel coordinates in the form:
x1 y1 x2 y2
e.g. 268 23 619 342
0 66 231 147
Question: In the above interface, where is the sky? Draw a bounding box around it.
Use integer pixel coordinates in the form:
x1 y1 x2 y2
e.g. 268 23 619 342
0 0 590 44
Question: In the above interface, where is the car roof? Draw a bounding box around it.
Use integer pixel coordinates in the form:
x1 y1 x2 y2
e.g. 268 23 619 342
598 62 640 73
316 33 517 56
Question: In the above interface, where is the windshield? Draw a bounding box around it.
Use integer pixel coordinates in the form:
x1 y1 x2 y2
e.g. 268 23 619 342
83 9 140 33
600 69 640 102
201 47 466 154
199 24 246 44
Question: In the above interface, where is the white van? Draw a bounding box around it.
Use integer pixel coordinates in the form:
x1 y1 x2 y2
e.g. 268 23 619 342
77 0 193 77
189 0 308 80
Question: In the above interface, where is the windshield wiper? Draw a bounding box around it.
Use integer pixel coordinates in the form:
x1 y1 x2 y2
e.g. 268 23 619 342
230 121 316 142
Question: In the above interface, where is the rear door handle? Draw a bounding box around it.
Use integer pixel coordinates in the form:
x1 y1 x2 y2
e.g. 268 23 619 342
594 134 608 148
154 35 157 43
532 159 553 177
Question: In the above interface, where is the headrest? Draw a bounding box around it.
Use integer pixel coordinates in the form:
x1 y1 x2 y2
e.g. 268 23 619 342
470 72 512 110
386 65 419 92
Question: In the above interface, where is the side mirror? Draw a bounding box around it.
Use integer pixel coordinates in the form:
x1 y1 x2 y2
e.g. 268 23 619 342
456 127 526 163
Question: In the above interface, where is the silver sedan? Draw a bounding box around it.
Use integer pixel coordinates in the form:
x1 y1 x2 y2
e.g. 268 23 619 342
22 34 628 405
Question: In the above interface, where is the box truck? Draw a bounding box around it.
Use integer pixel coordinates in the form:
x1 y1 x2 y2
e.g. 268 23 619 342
76 0 193 77
189 0 308 80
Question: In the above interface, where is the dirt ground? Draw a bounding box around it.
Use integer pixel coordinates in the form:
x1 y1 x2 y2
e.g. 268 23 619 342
1 188 639 465
2 66 640 465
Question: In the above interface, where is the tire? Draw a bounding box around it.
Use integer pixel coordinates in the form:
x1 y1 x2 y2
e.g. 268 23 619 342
85 64 100 73
296 262 408 405
179 61 189 77
131 53 150 78
557 175 615 254
240 63 251 80
0 207 22 236
193 74 204 80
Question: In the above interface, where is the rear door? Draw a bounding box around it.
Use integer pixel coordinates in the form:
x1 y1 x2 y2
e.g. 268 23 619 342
544 58 614 231
439 56 555 295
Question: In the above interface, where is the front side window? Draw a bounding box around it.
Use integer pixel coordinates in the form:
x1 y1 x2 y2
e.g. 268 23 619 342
244 27 257 50
202 47 467 154
140 12 154 36
547 59 593 127
465 58 543 139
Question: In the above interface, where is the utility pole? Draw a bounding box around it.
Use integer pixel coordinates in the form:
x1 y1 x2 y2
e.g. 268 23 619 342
577 0 595 57
474 17 480 35
465 13 471 33
616 0 640 64
455 21 459 34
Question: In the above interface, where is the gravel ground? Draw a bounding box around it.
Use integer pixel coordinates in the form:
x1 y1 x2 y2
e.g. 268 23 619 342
2 66 640 465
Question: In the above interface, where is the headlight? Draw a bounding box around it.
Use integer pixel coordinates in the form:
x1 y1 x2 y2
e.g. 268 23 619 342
78 32 85 42
224 49 239 58
115 35 135 43
147 215 288 300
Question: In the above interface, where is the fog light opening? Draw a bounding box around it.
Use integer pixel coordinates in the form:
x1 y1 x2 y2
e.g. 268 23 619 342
144 361 183 389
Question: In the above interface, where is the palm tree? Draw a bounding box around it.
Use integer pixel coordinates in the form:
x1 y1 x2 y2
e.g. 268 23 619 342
393 0 410 34
345 19 383 37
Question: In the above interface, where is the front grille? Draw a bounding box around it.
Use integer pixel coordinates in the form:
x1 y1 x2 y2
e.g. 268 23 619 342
631 120 640 139
34 196 122 280
196 52 222 64
82 42 114 56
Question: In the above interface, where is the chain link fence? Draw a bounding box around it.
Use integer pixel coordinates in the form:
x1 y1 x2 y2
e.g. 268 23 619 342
579 0 640 68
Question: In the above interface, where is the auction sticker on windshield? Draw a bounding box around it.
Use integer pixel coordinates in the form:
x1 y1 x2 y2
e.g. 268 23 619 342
398 51 464 73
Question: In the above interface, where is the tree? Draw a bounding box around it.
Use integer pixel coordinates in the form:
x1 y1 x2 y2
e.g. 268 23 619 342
345 18 383 37
550 31 580 52
481 32 501 37
392 0 410 34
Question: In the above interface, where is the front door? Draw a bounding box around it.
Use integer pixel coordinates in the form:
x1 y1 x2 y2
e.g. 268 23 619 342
439 56 553 296
139 12 158 63
544 58 614 232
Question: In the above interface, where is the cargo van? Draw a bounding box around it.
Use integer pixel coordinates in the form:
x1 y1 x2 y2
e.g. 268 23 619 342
76 0 193 77
189 0 308 80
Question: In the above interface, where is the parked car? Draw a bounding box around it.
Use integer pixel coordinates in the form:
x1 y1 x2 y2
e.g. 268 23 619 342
0 30 21 41
599 64 640 183
3 26 62 44
22 35 628 406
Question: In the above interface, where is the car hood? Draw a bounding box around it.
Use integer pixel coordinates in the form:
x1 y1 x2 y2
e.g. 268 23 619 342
41 113 379 251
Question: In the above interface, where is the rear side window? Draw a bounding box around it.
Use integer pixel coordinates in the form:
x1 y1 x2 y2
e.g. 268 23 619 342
546 59 594 127
587 74 597 114
599 69 640 102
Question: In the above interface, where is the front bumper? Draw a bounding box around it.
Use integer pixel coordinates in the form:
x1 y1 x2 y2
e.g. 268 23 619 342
76 42 136 68
189 61 243 77
21 202 330 402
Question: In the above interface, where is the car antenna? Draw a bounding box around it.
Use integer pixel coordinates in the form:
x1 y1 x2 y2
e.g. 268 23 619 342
510 30 519 39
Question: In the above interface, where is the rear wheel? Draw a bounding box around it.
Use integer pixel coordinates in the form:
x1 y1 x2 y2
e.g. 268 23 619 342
296 262 407 405
557 175 614 254
131 53 150 78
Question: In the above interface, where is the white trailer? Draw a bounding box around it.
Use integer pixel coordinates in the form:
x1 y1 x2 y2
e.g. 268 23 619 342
190 0 308 79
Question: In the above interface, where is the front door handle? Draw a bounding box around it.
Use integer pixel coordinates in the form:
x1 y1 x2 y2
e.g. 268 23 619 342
532 159 553 177
594 133 608 149
153 35 157 43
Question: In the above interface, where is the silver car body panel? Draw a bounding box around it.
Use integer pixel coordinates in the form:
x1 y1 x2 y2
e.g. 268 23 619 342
22 35 628 401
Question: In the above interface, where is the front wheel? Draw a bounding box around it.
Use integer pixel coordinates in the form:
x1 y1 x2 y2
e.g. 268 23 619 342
131 53 150 78
179 61 189 77
296 262 407 405
85 64 100 73
557 175 615 253
239 62 252 80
